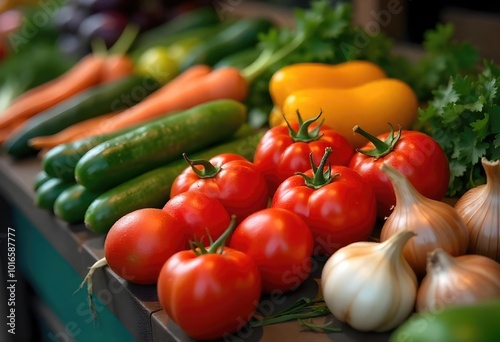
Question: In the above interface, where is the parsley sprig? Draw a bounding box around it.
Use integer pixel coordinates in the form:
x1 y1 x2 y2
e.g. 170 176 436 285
418 62 500 196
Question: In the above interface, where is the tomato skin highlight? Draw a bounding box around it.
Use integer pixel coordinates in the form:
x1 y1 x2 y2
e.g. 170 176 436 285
253 122 354 196
271 165 377 256
162 191 231 249
230 208 314 293
349 130 450 219
157 247 261 340
170 153 269 223
104 208 186 284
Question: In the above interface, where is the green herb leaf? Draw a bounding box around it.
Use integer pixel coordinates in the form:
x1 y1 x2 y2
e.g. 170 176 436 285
419 63 500 196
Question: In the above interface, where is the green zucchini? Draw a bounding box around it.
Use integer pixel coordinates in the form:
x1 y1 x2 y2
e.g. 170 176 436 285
130 7 220 59
390 300 500 342
84 131 264 234
54 184 101 223
33 170 52 191
75 99 247 192
179 18 274 71
4 75 160 158
35 178 75 211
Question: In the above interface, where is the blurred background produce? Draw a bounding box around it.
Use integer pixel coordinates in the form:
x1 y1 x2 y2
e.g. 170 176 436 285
52 0 212 56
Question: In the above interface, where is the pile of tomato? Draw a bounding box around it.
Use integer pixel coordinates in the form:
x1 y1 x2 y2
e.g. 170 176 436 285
101 111 450 340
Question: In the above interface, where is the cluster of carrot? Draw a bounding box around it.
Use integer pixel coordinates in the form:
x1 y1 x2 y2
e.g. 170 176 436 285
1 53 251 153
60 64 249 145
0 53 134 144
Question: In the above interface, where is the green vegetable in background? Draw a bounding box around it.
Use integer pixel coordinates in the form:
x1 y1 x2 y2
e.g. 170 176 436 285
390 299 500 342
404 23 480 101
239 2 481 125
418 62 500 197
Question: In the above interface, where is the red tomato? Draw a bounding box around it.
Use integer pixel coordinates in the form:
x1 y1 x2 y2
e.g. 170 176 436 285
348 125 450 219
162 191 231 249
229 208 314 293
104 208 185 284
157 247 261 340
170 153 269 223
253 113 354 195
272 147 377 256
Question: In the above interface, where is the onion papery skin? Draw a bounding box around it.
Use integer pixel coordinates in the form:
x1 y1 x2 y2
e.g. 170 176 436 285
416 248 500 313
379 163 469 277
455 157 500 262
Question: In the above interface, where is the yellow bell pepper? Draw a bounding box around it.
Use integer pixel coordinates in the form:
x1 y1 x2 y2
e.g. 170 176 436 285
279 78 419 149
269 60 387 112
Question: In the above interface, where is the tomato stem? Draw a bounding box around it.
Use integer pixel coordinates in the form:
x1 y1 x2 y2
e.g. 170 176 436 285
207 215 237 254
353 123 401 159
182 153 221 178
296 147 339 189
190 217 236 256
284 110 324 143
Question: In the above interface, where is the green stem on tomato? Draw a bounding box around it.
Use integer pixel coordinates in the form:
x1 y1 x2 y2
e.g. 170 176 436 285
284 110 324 143
207 215 237 254
182 153 221 178
191 216 236 255
353 123 402 159
296 147 339 190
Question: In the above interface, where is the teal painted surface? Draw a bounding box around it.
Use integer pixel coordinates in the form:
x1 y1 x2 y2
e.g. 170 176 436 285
13 208 136 342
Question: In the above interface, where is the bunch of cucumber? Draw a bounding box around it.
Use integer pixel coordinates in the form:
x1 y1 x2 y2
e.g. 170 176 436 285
34 99 263 233
27 7 275 233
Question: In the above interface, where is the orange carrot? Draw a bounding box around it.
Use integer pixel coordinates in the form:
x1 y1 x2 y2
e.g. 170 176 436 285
100 54 135 84
79 64 214 138
145 64 212 101
27 112 119 149
0 54 106 130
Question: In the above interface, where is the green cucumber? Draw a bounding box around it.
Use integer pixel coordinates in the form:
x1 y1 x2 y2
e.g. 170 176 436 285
35 178 75 211
179 18 274 71
4 75 160 158
54 184 101 223
33 170 52 191
84 131 264 234
390 300 500 342
75 99 247 192
130 7 220 58
41 113 175 181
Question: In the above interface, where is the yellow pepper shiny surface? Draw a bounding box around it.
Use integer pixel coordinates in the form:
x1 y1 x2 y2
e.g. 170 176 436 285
279 78 419 149
269 60 387 111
